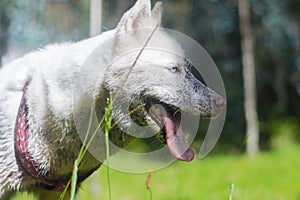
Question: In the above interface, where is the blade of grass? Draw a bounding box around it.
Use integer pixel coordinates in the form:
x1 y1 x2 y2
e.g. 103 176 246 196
104 92 113 200
69 108 105 199
146 171 153 200
79 112 105 164
110 103 145 130
115 24 159 97
77 108 94 163
122 24 159 84
59 181 70 200
228 183 234 200
70 159 79 200
59 108 96 200
65 95 112 199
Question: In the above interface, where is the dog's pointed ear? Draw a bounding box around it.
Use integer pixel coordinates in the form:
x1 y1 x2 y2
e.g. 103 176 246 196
113 0 164 55
151 2 162 27
116 0 152 33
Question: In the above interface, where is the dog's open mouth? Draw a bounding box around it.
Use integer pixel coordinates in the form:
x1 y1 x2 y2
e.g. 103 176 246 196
144 98 194 162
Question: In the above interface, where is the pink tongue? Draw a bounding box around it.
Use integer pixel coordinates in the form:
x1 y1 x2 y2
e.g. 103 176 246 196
164 116 194 162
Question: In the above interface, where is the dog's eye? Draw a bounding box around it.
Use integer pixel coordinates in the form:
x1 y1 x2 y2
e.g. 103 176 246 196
169 66 179 73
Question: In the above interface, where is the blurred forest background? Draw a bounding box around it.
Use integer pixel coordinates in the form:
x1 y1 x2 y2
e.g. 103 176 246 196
1 0 300 199
1 0 299 154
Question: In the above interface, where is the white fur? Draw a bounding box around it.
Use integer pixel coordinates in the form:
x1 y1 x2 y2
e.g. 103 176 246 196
0 0 224 199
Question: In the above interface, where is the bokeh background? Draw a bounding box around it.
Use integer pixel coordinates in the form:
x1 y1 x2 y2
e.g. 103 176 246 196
1 0 300 199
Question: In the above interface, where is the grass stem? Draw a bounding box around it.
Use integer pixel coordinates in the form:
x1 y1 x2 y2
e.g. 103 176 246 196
104 92 113 200
228 183 234 200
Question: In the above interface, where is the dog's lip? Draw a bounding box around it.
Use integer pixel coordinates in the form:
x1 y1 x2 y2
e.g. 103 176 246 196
144 98 194 162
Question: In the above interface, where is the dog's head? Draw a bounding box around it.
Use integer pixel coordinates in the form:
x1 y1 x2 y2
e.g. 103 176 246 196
103 0 226 161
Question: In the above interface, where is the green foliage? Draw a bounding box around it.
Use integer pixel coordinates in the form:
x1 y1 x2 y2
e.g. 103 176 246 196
12 132 300 199
77 141 300 200
270 118 300 147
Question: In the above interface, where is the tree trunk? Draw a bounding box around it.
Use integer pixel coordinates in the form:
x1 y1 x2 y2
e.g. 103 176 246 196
90 0 102 37
238 0 260 155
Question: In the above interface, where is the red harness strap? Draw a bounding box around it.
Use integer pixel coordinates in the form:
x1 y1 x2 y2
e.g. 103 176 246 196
14 80 67 191
14 80 99 191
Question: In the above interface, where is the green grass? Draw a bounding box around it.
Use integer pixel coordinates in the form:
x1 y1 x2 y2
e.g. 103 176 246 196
13 141 300 200
74 142 300 200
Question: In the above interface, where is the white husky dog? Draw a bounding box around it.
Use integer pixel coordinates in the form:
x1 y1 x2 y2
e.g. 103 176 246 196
0 0 225 199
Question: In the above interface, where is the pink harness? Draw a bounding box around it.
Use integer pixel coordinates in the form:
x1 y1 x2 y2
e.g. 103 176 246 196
14 80 68 191
14 80 98 190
